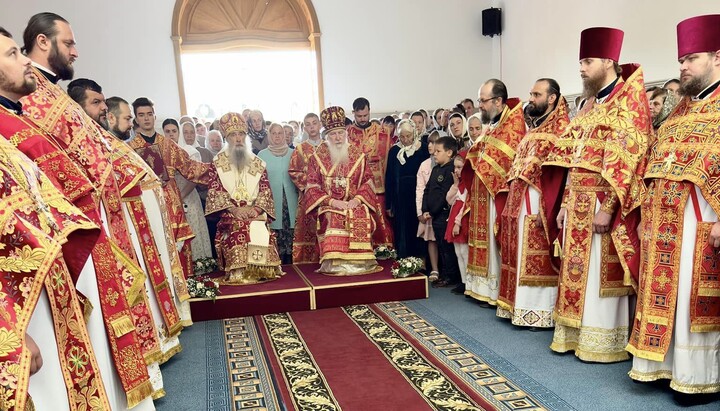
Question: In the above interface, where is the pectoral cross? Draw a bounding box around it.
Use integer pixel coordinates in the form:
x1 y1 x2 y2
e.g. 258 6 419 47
663 152 676 171
252 249 264 261
574 139 586 161
333 176 347 188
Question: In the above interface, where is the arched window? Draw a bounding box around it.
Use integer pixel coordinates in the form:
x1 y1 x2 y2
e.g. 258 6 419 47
171 0 324 119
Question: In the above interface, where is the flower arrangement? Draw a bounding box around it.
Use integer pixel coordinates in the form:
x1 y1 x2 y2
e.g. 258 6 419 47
193 257 218 275
390 257 423 278
374 245 397 260
187 276 220 301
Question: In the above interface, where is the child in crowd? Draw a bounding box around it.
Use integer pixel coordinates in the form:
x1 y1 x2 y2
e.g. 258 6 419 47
422 136 460 287
445 151 469 295
416 130 444 281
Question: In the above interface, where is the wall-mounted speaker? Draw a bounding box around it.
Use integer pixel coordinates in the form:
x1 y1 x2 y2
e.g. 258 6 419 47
482 8 502 37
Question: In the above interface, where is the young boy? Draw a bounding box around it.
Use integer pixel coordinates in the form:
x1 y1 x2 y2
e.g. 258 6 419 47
445 152 469 295
422 136 460 287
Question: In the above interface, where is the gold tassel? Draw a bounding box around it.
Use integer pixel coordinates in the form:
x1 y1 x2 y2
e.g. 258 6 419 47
125 380 154 409
24 394 35 411
241 264 281 282
110 316 136 337
109 241 146 306
553 239 563 258
167 322 184 338
143 348 164 366
160 344 183 365
76 292 94 324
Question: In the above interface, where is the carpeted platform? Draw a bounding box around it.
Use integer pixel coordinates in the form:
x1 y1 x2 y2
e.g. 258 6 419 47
190 260 427 320
295 260 428 309
223 302 553 411
189 267 312 321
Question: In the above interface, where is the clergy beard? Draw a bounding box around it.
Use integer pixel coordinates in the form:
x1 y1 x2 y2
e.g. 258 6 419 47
481 106 498 123
328 141 350 165
110 126 130 141
679 67 713 97
230 145 250 170
96 114 109 130
581 73 604 99
526 100 548 117
0 69 37 97
48 40 74 80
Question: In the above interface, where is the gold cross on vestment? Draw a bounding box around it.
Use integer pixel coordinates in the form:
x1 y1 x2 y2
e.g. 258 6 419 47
574 139 585 161
663 152 676 171
252 249 264 261
333 176 347 188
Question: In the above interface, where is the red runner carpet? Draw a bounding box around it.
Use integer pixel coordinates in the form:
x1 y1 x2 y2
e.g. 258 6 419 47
243 304 500 410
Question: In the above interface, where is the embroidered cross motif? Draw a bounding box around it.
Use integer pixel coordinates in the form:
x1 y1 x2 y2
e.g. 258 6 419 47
655 268 672 289
252 249 264 261
704 253 719 271
663 152 676 171
248 158 264 176
658 226 675 248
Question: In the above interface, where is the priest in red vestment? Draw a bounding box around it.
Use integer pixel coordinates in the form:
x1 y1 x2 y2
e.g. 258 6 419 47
16 14 156 407
0 131 111 411
497 79 569 329
461 79 527 304
205 112 282 285
627 15 720 401
346 97 393 247
305 106 381 275
541 27 650 363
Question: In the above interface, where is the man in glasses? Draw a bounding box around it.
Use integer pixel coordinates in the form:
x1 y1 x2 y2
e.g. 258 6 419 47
461 79 526 304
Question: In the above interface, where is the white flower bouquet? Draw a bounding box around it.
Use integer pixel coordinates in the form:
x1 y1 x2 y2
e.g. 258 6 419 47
390 257 423 278
193 257 218 275
187 276 220 301
374 245 397 260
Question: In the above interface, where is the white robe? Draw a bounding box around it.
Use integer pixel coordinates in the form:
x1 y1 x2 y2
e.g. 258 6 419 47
496 186 558 328
630 186 720 393
28 254 156 410
550 197 631 362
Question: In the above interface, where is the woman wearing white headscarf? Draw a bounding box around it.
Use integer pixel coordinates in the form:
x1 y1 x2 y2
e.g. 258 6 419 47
385 120 429 258
177 121 213 261
467 112 486 145
258 123 298 264
448 112 471 150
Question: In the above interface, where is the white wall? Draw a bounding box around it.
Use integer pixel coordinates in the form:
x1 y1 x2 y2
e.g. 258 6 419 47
313 0 494 114
2 0 494 121
3 0 181 121
492 0 720 99
7 1 710 119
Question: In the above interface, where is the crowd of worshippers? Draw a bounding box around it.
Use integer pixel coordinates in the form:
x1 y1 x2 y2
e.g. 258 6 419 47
1 9 720 411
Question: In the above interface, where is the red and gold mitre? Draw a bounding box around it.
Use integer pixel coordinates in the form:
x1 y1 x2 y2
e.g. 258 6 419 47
320 106 346 132
579 27 624 61
677 14 720 58
219 112 248 135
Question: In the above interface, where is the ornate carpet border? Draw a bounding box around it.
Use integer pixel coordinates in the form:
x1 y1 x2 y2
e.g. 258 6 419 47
260 312 341 410
342 305 487 410
223 318 281 410
206 320 231 410
394 301 575 411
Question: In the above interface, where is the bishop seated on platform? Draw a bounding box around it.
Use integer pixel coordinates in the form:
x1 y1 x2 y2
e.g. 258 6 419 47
206 112 283 284
304 106 382 275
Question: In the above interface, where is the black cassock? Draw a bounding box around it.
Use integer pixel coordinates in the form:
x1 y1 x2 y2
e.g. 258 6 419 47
384 143 429 258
